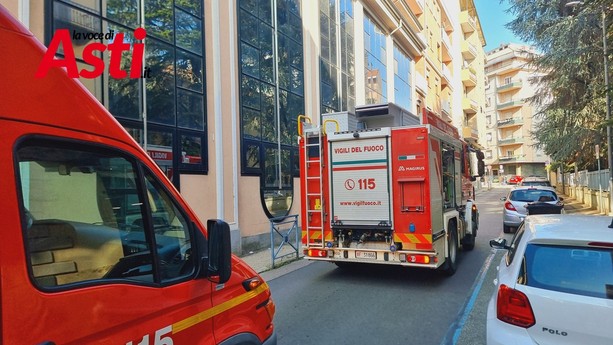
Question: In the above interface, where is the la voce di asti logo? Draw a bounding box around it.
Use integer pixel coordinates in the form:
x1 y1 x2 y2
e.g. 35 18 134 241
36 28 150 79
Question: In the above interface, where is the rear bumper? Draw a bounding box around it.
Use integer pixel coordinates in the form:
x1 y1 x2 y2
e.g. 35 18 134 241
263 330 277 345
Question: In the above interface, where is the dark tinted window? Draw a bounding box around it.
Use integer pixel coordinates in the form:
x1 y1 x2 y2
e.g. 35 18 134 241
523 244 613 299
510 189 558 202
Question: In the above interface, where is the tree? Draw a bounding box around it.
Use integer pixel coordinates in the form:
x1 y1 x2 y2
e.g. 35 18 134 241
504 0 613 170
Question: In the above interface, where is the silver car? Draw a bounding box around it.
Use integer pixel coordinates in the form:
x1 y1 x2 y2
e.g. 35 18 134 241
501 186 564 233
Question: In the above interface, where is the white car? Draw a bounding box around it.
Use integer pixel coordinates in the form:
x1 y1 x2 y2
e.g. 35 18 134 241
487 215 613 345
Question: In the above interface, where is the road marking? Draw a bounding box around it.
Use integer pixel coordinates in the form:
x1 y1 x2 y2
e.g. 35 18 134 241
440 250 496 345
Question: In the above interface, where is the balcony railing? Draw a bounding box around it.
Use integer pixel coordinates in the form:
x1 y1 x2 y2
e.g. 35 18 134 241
460 11 476 33
461 67 477 87
485 60 525 74
415 72 427 95
462 98 478 114
497 81 522 93
497 117 524 127
462 41 477 60
441 63 452 86
497 99 524 110
498 137 524 145
462 126 478 140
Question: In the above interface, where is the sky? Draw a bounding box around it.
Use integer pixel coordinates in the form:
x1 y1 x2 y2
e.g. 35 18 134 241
473 0 528 52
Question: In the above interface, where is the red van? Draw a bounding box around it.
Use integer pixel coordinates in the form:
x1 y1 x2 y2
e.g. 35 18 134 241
0 5 275 345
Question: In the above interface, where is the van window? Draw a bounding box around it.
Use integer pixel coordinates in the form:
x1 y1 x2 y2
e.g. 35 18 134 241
17 139 194 288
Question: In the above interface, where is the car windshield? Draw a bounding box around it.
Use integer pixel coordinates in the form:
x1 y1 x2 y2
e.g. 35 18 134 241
522 244 613 299
509 189 557 202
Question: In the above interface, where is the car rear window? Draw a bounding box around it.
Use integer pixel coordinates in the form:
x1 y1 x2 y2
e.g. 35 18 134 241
523 244 613 299
521 181 551 186
509 189 557 202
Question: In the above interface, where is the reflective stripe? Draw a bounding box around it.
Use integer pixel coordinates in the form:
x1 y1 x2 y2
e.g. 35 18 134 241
172 282 269 334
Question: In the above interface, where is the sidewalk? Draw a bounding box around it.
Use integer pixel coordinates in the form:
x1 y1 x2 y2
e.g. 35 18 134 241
239 243 306 276
560 194 604 215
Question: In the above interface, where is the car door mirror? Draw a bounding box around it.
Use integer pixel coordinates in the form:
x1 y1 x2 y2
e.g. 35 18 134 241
500 197 507 201
490 238 510 250
206 219 232 284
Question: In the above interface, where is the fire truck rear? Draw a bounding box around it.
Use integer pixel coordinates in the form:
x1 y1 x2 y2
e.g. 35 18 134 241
298 105 484 275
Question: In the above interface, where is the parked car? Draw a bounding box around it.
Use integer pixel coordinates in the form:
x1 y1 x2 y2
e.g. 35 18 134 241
507 175 524 185
519 176 553 187
487 215 613 345
501 186 564 233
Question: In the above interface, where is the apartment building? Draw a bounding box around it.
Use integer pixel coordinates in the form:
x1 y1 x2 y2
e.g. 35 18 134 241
1 0 486 253
482 43 549 179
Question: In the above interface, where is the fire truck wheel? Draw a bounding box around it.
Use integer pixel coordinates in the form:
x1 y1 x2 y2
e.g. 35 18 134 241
441 227 458 276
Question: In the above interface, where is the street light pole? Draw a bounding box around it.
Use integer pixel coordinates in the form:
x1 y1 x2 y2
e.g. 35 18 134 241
602 8 612 217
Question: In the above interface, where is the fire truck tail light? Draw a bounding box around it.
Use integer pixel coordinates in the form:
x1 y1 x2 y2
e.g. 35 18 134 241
400 254 431 264
308 249 328 257
504 201 517 211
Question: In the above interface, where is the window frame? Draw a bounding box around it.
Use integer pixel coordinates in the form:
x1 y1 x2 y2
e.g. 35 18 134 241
46 0 209 187
16 136 198 292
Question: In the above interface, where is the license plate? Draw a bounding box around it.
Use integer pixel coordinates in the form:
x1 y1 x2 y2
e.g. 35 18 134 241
355 251 376 260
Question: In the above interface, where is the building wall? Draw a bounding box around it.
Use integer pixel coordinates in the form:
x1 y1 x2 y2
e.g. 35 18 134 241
483 43 549 178
2 0 488 254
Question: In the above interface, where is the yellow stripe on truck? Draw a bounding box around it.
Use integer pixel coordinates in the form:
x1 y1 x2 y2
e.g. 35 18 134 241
172 282 269 334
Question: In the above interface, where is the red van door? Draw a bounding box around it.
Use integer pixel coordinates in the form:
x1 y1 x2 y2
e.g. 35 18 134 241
1 123 216 344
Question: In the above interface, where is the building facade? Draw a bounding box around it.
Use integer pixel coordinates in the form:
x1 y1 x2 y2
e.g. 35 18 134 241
2 0 486 253
482 43 549 180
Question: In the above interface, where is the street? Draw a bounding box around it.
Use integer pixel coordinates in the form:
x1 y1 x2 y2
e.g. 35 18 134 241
265 187 514 345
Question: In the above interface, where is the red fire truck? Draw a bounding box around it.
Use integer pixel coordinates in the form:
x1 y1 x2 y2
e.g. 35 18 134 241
299 105 484 275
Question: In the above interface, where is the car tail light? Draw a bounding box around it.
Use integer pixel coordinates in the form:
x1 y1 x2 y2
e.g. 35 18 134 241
504 201 517 211
497 284 535 328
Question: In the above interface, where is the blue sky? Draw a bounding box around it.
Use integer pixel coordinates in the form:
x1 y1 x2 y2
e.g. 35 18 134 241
474 0 527 52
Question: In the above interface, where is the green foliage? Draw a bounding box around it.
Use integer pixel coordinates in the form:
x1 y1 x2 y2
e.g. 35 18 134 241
504 0 613 170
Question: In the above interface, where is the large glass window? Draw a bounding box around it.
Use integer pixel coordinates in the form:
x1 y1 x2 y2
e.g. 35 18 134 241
393 45 412 111
48 0 207 187
319 0 355 114
364 15 387 104
18 139 194 289
238 0 304 219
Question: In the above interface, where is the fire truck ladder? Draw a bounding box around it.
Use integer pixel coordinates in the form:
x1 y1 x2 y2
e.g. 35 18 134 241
298 116 338 248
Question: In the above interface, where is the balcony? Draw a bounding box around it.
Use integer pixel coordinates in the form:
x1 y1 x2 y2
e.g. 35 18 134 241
497 99 524 111
485 59 525 75
461 41 477 61
498 155 518 162
460 11 476 33
498 137 524 146
415 72 427 95
441 99 451 117
441 63 452 87
406 0 424 16
441 29 452 63
462 98 478 114
497 81 522 93
461 67 477 87
497 117 524 128
462 126 479 141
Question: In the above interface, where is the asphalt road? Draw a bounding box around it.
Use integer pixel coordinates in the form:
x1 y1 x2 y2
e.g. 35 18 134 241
265 187 514 345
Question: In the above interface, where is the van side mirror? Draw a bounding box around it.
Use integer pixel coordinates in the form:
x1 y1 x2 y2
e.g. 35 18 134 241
489 238 510 250
206 219 232 284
